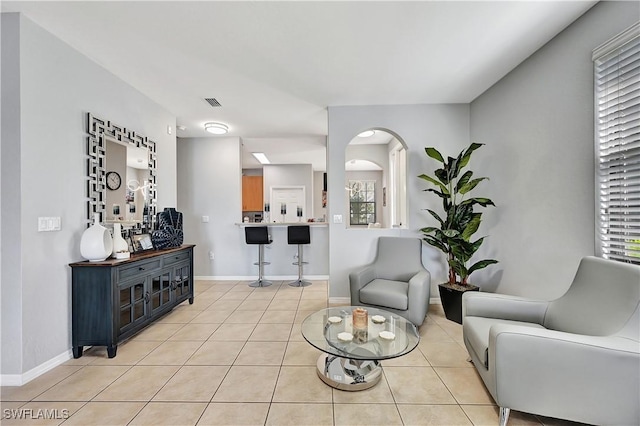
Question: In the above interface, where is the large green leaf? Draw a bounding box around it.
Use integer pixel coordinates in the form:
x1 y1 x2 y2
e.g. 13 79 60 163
460 197 495 208
424 188 448 199
447 156 460 181
422 236 448 253
443 229 460 238
459 142 484 168
434 168 449 185
462 214 482 240
459 177 488 195
455 171 473 193
425 147 444 163
448 258 468 279
468 259 499 274
426 209 445 226
420 226 440 234
418 174 449 194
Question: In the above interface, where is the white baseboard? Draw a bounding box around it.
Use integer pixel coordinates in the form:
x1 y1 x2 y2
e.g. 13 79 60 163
1 349 73 386
430 297 442 304
195 275 329 281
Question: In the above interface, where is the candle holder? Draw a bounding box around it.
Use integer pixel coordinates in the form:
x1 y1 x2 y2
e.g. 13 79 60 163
297 206 303 222
280 203 287 223
264 203 270 223
352 308 368 343
352 307 368 328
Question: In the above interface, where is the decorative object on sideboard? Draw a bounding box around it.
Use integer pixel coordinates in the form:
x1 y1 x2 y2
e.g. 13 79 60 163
151 207 184 250
111 223 129 258
131 233 153 252
264 202 270 223
80 213 113 262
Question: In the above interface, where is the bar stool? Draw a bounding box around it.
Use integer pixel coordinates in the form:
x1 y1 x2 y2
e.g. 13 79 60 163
288 225 311 287
245 226 273 287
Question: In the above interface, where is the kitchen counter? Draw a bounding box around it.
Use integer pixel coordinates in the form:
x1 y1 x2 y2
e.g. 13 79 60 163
236 222 328 227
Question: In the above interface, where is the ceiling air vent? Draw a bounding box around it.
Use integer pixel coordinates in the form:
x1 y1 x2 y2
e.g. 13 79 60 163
205 98 222 107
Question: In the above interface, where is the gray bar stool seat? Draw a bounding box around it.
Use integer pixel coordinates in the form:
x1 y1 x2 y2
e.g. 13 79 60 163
245 226 273 287
288 225 311 287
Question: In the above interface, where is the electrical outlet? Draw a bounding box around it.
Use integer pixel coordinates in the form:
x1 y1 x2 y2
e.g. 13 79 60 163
209 251 215 260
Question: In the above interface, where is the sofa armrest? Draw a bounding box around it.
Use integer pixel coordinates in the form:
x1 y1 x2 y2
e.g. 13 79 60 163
463 291 548 324
349 265 376 304
488 324 640 425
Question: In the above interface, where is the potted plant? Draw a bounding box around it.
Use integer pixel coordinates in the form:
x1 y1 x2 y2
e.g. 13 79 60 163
419 142 498 324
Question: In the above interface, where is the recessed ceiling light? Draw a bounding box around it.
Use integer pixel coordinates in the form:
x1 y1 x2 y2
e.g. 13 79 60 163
358 130 375 137
252 152 270 164
204 122 229 134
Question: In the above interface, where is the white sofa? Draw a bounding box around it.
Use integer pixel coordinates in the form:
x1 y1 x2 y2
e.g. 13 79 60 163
462 256 640 425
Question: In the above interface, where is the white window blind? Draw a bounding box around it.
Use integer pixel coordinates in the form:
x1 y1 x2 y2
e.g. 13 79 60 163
594 23 640 264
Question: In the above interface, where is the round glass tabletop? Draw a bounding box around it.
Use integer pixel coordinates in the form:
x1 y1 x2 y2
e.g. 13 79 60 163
300 306 420 361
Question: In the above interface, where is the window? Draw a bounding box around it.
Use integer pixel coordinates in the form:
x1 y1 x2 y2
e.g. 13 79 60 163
594 23 640 264
349 180 376 225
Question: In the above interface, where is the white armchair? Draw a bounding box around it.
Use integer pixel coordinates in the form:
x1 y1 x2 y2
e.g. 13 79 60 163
462 256 640 425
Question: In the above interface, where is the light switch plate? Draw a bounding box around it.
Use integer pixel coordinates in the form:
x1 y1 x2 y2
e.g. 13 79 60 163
38 217 61 232
202 215 209 223
333 214 343 224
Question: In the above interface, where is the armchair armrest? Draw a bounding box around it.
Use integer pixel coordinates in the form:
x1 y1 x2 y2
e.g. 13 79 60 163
406 270 431 326
488 324 640 425
349 265 376 303
463 291 548 324
408 270 431 302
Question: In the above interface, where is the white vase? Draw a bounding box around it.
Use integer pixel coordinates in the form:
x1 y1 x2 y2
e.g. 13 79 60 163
111 222 129 258
80 213 113 262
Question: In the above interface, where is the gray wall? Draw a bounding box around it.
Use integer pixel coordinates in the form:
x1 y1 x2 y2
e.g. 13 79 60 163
327 104 471 299
1 13 176 378
469 1 639 299
177 137 330 278
1 12 24 377
177 136 243 276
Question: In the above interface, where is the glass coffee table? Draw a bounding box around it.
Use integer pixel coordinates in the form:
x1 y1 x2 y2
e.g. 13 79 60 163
301 306 420 391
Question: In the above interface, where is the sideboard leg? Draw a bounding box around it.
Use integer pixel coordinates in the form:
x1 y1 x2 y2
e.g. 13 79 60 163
107 345 117 358
189 296 194 304
72 346 83 359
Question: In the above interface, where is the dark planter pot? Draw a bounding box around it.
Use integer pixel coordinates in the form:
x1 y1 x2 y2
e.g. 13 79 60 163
438 283 480 324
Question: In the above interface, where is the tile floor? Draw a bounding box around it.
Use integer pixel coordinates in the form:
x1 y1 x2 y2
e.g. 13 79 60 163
1 280 586 426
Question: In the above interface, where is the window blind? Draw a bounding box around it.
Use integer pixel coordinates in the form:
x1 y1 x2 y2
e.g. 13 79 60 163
594 23 640 264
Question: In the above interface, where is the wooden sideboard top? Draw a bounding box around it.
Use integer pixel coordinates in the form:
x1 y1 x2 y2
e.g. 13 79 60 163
69 244 196 268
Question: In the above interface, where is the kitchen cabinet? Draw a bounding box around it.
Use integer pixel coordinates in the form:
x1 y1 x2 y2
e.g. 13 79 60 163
69 245 194 358
242 175 263 211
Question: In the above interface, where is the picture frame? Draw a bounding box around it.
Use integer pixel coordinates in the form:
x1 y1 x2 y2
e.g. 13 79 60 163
131 233 153 252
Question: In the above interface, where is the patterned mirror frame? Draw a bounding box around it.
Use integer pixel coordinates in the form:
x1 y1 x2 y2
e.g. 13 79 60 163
86 113 157 230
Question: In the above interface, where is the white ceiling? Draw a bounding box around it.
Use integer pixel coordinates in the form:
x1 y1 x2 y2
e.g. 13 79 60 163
2 1 597 169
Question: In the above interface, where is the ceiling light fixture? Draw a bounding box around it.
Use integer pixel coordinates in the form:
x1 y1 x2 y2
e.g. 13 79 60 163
204 122 229 135
252 152 270 164
358 130 375 138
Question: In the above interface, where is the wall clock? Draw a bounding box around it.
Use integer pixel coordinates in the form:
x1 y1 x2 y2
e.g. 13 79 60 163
106 171 122 190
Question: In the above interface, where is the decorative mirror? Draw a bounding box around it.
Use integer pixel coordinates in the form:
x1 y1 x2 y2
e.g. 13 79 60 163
86 113 157 231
